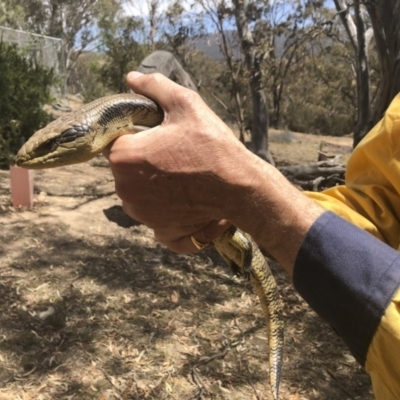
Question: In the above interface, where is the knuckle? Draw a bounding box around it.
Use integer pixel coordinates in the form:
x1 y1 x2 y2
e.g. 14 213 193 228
172 88 201 110
147 72 164 86
107 149 124 168
196 230 212 243
134 72 164 93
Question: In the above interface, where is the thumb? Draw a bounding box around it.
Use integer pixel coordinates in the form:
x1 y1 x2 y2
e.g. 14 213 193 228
126 71 191 111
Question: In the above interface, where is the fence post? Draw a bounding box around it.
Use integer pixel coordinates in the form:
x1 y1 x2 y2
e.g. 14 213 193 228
10 165 34 209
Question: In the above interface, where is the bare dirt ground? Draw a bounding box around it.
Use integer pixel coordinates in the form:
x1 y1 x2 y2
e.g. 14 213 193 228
0 131 373 400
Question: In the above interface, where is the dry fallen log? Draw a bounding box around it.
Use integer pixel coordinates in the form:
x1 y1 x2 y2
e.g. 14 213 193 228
278 160 346 181
291 174 345 191
278 159 346 191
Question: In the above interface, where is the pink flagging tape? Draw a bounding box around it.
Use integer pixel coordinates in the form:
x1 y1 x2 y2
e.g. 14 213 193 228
10 165 34 209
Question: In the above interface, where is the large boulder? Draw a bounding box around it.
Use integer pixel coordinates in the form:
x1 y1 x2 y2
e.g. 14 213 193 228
138 50 197 92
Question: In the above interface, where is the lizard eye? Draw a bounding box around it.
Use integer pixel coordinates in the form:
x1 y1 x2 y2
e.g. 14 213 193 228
33 124 90 157
59 124 90 144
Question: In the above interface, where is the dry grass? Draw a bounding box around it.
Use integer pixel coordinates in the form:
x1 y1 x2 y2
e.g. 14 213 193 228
268 128 352 166
0 136 371 400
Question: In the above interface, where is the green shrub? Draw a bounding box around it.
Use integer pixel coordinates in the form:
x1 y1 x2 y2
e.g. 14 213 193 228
0 42 55 169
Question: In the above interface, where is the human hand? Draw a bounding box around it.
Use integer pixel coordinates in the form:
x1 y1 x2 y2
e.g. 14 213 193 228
104 72 255 253
104 72 323 271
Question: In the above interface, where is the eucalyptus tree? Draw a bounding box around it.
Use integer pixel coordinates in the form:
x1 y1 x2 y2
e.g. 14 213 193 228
0 0 26 28
196 0 247 145
0 0 103 84
197 0 329 164
198 0 278 163
365 0 400 130
332 0 373 146
332 0 400 146
258 1 332 128
97 1 145 94
230 0 274 163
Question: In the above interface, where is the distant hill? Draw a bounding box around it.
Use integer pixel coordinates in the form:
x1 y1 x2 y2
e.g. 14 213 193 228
192 30 286 60
191 31 240 60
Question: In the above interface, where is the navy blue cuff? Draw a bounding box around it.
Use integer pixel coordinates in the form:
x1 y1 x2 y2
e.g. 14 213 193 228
293 211 400 366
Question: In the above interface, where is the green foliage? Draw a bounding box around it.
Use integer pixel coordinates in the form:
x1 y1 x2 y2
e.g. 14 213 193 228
75 52 110 103
0 42 55 168
98 6 146 94
177 49 232 122
99 18 145 93
0 0 26 28
0 0 374 141
271 36 356 136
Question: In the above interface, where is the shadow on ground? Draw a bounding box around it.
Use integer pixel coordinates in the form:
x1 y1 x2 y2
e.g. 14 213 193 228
0 212 373 400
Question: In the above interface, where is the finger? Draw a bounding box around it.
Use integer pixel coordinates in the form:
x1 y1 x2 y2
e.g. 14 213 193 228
102 125 159 162
192 219 231 243
102 145 111 160
154 220 230 246
127 71 143 80
127 71 178 102
126 72 200 112
155 220 231 254
153 222 211 243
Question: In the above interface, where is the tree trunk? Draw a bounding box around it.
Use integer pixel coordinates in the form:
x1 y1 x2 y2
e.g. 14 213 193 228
333 0 371 148
352 0 371 147
231 0 274 165
216 6 246 142
366 0 400 126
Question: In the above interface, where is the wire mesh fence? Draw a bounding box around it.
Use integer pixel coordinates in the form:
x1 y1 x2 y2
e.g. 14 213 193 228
0 26 66 95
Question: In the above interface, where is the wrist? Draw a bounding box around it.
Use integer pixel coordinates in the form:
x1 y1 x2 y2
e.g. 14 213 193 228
223 149 323 273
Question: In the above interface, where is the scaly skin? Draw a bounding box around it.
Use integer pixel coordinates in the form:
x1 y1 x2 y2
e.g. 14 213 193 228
214 227 284 400
15 94 163 169
15 93 284 399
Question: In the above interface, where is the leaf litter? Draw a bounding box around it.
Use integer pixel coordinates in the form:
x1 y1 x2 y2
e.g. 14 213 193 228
0 155 373 400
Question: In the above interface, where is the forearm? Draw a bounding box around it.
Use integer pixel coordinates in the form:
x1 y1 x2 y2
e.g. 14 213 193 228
223 149 324 275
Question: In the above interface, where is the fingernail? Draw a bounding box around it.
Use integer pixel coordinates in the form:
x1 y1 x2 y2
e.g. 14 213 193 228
127 71 143 80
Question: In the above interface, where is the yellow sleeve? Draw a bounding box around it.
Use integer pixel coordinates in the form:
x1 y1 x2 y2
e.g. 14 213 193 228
306 92 400 249
366 287 400 399
303 93 400 399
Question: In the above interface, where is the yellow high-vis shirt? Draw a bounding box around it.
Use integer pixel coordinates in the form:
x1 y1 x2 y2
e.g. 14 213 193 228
305 94 400 399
